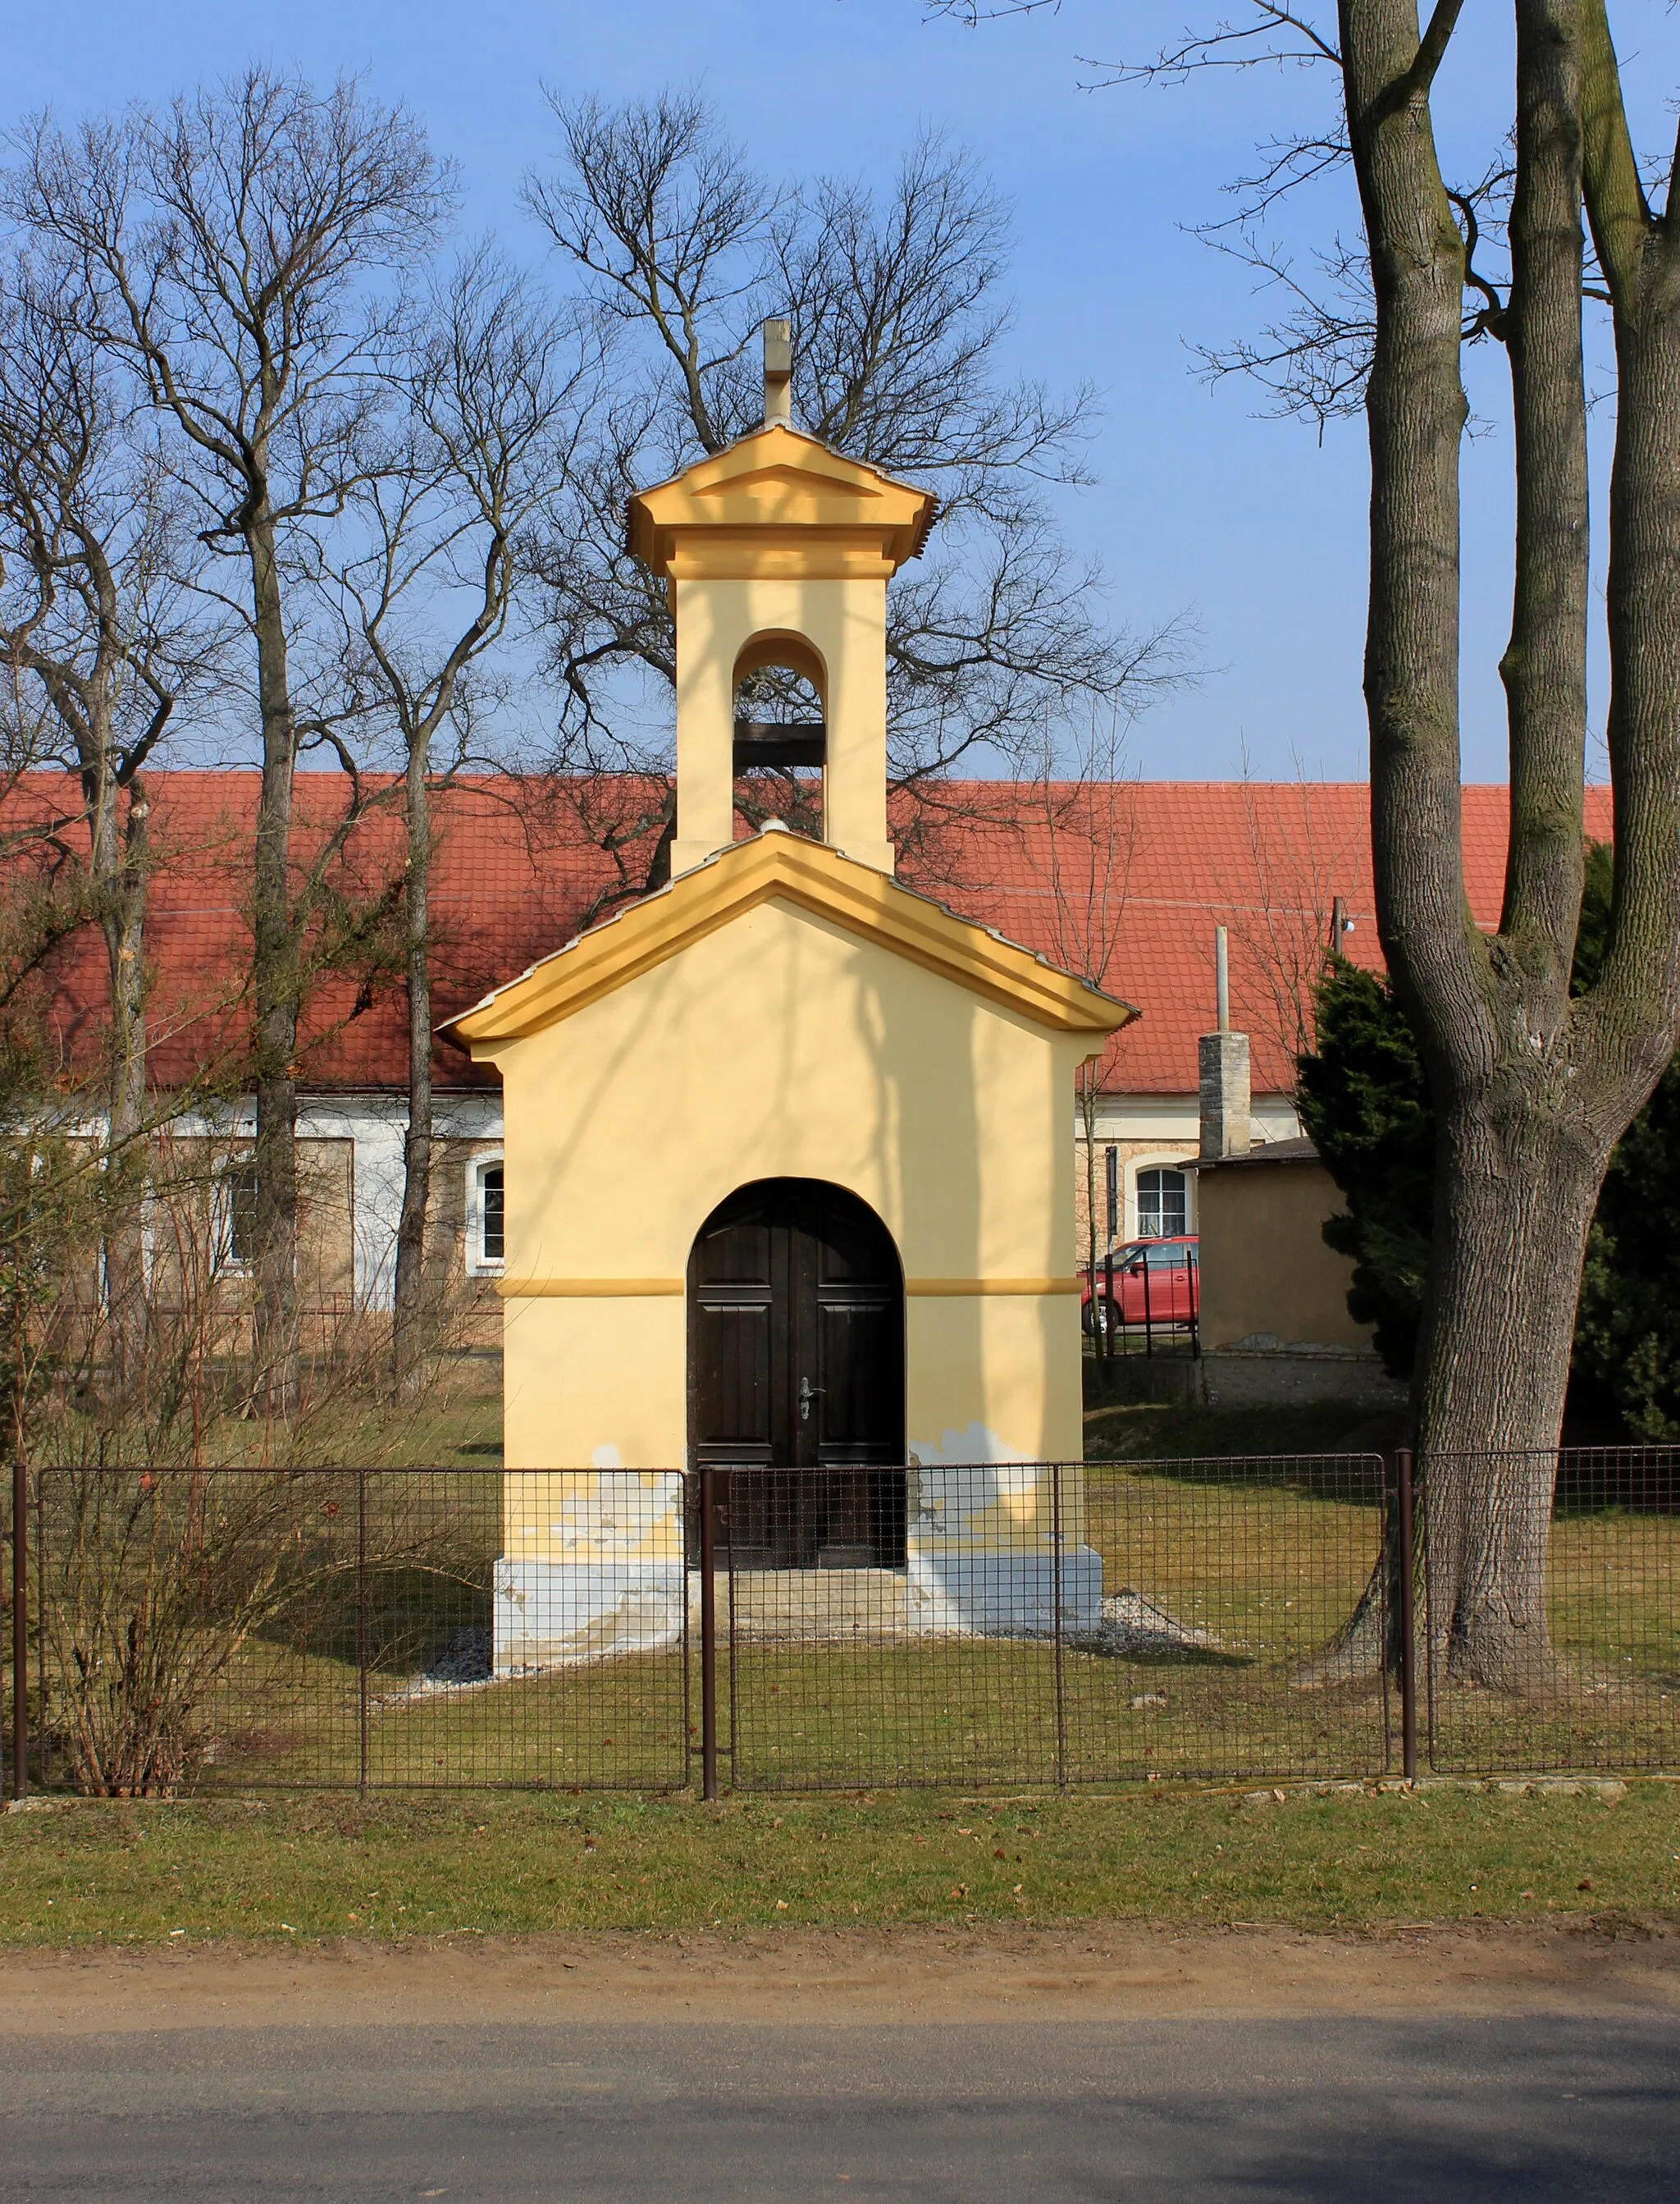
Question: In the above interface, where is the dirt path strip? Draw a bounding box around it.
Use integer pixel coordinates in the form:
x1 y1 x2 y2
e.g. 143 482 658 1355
2 1922 1676 2032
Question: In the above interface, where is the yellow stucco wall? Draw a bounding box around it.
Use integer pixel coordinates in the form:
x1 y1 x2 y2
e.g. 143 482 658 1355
483 892 1093 1562
1196 1156 1371 1351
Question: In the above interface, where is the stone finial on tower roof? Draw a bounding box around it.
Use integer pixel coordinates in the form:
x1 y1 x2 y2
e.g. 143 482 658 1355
762 316 792 428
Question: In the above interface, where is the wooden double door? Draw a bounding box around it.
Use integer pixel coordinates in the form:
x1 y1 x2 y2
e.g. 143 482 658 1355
688 1179 906 1567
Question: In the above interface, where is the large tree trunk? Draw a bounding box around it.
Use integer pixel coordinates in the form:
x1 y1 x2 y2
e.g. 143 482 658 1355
1413 1092 1605 1687
1499 0 1591 963
247 514 300 1418
1582 2 1680 1107
1338 2 1613 1687
1344 3 1477 1150
1406 0 1600 1690
391 747 432 1389
1333 1 1680 1693
1296 2 1680 1697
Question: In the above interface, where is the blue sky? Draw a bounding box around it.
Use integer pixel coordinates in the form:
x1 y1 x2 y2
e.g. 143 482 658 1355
7 1 1676 780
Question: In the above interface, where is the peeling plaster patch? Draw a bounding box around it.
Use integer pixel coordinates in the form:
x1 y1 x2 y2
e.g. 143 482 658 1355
550 1495 625 1550
590 1443 624 1468
494 1560 686 1668
906 1429 1046 1543
906 1423 1032 1468
546 1472 682 1559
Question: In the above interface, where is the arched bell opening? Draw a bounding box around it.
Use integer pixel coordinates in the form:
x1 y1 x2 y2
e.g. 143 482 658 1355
732 631 827 846
687 1176 906 1569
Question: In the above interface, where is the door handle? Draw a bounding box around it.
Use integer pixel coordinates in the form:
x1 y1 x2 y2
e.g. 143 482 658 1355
799 1376 824 1420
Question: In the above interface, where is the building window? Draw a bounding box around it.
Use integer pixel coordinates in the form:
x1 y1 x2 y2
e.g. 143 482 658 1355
467 1155 504 1273
225 1159 259 1268
482 1165 504 1264
1136 1165 1189 1240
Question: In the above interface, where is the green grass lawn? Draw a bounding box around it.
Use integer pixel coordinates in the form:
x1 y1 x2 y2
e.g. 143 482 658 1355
34 1351 507 1475
8 1379 1676 1950
1 1781 1673 1946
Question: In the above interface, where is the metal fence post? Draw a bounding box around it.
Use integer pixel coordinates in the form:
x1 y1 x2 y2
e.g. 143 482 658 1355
680 1469 693 1781
1051 1461 1067 1790
35 1473 45 1797
10 1455 25 1802
356 1469 369 1797
1396 1447 1417 1781
699 1462 718 1802
727 1481 741 1784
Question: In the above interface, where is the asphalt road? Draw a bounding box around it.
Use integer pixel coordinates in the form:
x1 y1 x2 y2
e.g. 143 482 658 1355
2 2014 1677 2202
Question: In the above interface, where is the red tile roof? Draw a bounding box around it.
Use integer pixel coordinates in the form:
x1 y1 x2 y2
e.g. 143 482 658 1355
897 778 1611 1093
4 771 1613 1100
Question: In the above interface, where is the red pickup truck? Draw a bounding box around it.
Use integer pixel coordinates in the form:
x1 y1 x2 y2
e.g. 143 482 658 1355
1080 1236 1200 1338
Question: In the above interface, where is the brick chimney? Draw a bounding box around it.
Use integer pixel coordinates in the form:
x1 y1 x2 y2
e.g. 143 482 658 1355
1199 926 1251 1160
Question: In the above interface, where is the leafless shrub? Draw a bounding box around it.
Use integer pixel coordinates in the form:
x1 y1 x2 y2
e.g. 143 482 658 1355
38 1459 484 1794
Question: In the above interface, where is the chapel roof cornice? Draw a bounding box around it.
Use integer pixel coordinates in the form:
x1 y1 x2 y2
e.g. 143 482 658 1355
440 824 1134 1053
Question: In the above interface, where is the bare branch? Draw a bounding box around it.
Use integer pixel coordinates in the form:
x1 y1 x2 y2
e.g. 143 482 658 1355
1398 0 1468 109
1078 4 1341 91
523 90 1175 799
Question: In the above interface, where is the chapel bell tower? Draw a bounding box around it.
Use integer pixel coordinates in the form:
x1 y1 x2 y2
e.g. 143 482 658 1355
628 319 938 880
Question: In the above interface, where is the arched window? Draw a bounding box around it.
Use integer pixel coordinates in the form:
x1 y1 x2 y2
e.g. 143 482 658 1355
1135 1165 1189 1240
466 1155 504 1273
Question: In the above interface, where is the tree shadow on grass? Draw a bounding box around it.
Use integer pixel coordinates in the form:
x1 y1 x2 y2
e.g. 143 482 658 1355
258 1563 493 1680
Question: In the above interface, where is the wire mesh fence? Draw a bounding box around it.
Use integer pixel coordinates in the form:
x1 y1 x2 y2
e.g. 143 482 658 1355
22 1467 689 1795
2 1448 1674 1798
1077 1454 1395 1784
722 1457 1394 1789
1422 1446 1680 1776
4 1461 23 1805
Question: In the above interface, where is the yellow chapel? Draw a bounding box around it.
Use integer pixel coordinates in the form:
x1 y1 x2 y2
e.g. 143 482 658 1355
441 323 1134 1669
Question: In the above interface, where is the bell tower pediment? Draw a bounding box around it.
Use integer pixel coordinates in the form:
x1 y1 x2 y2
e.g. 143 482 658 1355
691 460 883 498
627 324 939 882
628 423 935 579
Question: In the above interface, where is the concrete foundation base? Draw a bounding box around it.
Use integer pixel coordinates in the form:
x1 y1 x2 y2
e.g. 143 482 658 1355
492 1543 1107 1668
723 1566 909 1641
907 1543 1104 1636
493 1558 687 1672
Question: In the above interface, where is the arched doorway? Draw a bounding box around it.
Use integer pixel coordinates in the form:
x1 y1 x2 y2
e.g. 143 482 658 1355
688 1178 906 1567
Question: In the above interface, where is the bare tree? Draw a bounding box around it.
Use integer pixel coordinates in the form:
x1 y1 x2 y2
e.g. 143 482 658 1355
0 250 224 1376
523 91 1173 891
1033 706 1139 1379
1214 754 1367 1070
937 2 1680 1686
6 68 450 1409
322 247 598 1383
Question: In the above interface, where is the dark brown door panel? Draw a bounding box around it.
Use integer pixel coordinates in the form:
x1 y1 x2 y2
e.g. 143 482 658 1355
688 1178 906 1565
